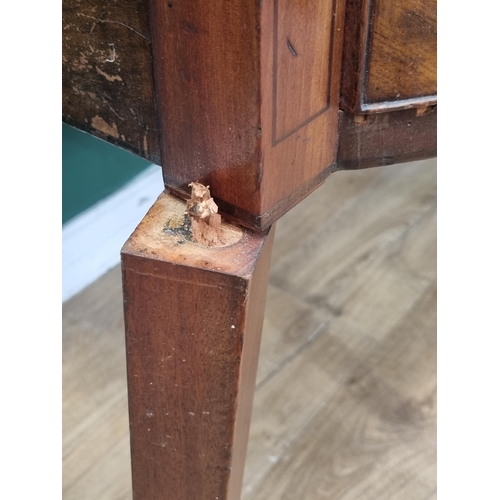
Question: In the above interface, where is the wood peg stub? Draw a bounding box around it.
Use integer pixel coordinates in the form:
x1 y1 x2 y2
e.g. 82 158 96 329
186 182 223 246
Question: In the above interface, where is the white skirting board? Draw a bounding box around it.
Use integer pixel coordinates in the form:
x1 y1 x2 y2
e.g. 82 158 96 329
62 165 163 303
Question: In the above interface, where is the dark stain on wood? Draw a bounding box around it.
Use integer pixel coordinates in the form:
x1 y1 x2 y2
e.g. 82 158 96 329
62 0 161 164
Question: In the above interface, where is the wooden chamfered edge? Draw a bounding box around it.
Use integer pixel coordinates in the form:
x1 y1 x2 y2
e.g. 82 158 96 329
121 190 274 499
335 106 437 170
149 0 346 232
340 0 436 115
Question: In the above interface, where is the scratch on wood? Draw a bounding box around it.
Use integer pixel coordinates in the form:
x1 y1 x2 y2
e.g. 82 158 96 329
124 269 230 289
287 39 298 57
104 102 124 121
78 13 151 42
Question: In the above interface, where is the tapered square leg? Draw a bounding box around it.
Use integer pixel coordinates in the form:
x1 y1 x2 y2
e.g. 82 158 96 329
121 192 274 500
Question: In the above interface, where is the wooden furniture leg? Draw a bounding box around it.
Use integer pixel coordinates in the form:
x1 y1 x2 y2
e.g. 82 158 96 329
121 191 274 500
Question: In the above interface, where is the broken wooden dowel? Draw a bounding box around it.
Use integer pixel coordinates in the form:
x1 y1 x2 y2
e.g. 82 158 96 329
186 182 224 246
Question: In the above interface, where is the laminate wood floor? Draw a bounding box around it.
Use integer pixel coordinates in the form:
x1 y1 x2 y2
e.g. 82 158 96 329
63 159 437 499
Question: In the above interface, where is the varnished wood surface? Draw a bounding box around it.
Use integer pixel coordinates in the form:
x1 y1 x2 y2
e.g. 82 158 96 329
62 0 161 164
366 0 437 105
336 107 437 169
153 0 346 229
272 0 336 142
340 0 437 113
149 0 261 215
121 193 274 499
63 158 436 499
63 0 346 229
62 0 437 229
256 0 346 228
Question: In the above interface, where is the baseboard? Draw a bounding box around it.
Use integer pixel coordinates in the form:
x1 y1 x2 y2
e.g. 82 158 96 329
62 165 163 303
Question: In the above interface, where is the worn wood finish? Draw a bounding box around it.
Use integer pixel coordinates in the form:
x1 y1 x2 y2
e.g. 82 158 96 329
62 0 346 229
62 0 437 227
341 0 437 114
62 0 161 164
151 0 346 230
335 107 437 170
121 192 274 500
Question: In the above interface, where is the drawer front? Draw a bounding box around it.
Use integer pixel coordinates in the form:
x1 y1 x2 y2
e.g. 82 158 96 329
341 0 437 113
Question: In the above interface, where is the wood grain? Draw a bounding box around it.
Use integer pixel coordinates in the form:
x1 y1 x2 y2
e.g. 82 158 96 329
244 159 436 499
340 0 436 113
150 0 346 229
256 0 346 228
63 268 132 500
62 0 346 227
273 0 335 142
270 160 436 314
63 159 436 500
247 287 436 500
336 107 437 169
149 0 262 214
62 0 161 164
62 0 437 229
367 0 437 105
121 192 274 500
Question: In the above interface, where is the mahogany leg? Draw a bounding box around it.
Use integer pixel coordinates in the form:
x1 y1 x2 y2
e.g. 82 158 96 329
121 191 274 500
